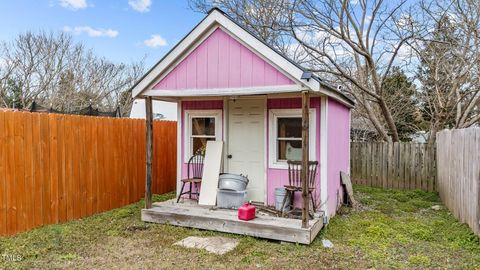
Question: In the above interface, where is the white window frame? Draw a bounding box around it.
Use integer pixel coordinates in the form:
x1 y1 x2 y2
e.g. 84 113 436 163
184 109 222 162
268 108 316 169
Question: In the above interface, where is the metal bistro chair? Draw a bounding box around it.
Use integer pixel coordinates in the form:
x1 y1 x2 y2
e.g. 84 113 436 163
280 160 318 217
176 151 205 203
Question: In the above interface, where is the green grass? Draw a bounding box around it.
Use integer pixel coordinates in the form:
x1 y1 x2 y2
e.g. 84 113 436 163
1 186 479 269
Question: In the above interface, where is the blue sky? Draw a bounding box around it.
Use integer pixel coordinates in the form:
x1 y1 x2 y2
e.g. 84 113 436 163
0 0 205 68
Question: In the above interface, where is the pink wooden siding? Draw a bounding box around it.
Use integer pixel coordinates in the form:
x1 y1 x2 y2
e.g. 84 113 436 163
178 97 351 217
266 98 321 208
327 99 350 216
154 28 294 90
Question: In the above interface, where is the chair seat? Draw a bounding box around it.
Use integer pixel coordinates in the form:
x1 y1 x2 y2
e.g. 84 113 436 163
181 178 202 183
283 185 314 192
284 185 300 191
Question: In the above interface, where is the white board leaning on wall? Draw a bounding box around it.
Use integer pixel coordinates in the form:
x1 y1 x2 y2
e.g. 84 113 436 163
198 141 224 206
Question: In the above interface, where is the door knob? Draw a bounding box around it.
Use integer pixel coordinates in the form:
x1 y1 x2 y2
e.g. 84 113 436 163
227 154 232 159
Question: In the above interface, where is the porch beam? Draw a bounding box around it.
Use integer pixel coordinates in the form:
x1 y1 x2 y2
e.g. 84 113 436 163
301 90 310 228
145 96 153 209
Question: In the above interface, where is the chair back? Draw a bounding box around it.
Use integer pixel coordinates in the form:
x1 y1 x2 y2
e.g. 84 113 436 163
187 153 204 179
287 160 318 189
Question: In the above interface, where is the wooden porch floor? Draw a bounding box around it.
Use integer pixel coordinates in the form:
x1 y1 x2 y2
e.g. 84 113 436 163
141 199 324 244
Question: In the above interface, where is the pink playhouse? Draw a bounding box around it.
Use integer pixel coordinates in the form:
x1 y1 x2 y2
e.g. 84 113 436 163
134 8 354 244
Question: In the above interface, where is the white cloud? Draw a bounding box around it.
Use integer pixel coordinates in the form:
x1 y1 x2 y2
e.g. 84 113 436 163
59 0 88 10
143 34 167 48
128 0 151 13
63 26 119 38
0 58 6 69
397 14 413 27
395 44 413 62
365 15 372 24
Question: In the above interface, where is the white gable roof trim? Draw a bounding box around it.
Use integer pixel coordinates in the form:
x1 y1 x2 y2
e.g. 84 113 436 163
142 84 306 98
131 8 354 107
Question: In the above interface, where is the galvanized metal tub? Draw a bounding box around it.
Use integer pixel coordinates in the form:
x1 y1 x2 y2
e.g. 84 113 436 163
216 189 247 209
218 173 249 191
274 187 290 211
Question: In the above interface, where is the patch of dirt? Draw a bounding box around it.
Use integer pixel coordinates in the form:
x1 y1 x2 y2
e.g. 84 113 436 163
37 232 240 270
125 224 151 232
47 237 159 269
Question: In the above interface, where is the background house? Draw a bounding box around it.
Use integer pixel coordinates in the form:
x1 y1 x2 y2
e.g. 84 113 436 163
129 99 177 120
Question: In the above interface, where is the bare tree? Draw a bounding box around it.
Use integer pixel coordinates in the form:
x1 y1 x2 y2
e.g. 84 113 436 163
189 0 312 63
285 0 421 142
0 31 145 115
412 0 480 143
191 0 419 142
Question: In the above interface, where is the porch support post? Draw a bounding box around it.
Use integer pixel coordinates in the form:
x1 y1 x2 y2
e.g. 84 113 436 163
301 90 310 228
145 96 153 209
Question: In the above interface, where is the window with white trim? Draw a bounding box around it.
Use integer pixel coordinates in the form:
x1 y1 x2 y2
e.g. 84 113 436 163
184 110 222 161
269 109 316 168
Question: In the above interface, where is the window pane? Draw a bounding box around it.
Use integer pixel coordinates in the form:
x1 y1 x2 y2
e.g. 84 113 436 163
278 140 302 161
277 117 301 138
193 137 215 154
192 117 215 136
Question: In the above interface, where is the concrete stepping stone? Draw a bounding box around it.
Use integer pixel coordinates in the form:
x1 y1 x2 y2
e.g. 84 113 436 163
174 236 239 255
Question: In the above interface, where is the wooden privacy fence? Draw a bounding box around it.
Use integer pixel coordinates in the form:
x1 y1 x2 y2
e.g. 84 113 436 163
437 128 480 235
0 111 177 236
350 142 436 191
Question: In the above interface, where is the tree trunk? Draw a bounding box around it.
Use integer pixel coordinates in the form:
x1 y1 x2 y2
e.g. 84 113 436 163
363 99 389 141
378 98 399 142
455 88 462 128
427 121 439 145
428 111 447 144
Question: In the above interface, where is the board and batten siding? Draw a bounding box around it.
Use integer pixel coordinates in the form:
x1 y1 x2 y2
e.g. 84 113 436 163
326 99 350 216
154 28 294 90
436 128 480 235
266 98 321 208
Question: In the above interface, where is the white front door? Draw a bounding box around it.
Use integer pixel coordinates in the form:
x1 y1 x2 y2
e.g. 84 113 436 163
227 98 265 202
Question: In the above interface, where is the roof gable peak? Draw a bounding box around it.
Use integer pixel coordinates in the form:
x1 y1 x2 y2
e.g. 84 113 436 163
131 8 313 98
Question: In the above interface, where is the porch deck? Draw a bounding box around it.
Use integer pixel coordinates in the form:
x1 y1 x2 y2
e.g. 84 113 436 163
141 200 324 244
